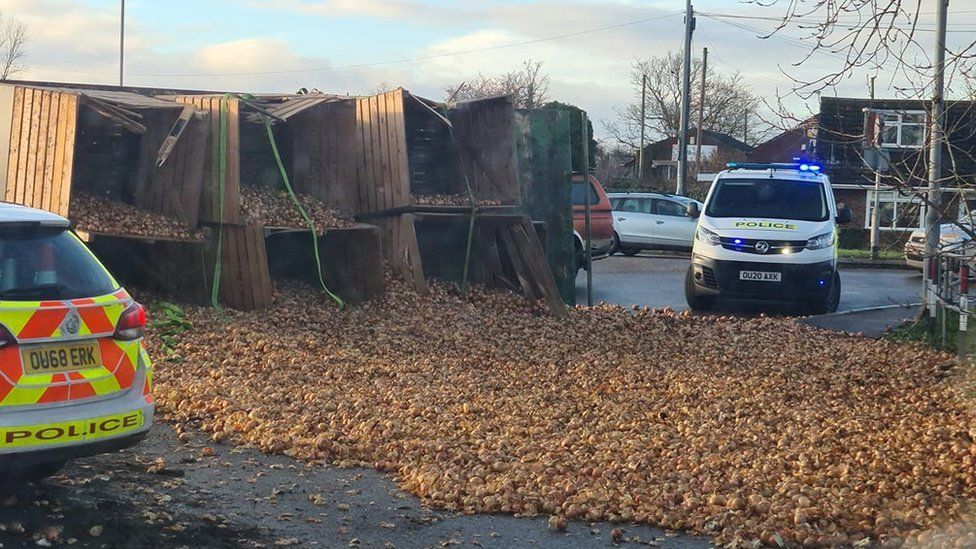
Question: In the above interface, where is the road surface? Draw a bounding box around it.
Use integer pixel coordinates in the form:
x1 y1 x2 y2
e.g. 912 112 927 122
576 254 920 314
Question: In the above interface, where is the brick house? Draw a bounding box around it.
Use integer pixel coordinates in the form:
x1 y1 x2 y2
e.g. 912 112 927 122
631 129 753 196
753 97 976 247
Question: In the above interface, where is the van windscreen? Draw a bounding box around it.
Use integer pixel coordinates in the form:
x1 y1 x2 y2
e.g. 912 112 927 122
705 178 829 222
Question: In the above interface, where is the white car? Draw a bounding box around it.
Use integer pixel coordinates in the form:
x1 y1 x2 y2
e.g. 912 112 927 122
904 217 975 269
608 192 703 255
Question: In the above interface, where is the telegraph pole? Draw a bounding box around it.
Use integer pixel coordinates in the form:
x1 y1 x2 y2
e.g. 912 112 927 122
695 47 708 174
869 76 883 261
676 0 694 196
638 74 647 182
924 0 948 316
119 0 126 86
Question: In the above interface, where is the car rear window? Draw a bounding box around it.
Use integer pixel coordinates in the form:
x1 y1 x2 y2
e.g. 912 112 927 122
0 226 118 300
572 182 600 206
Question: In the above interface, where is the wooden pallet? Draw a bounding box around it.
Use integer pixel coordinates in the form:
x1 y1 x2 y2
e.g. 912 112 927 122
208 224 273 311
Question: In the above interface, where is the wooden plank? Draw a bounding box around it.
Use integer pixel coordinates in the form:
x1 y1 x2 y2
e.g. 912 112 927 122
511 222 569 317
40 92 61 212
6 87 24 202
50 93 71 216
13 88 34 204
355 99 369 215
182 114 208 227
377 92 394 213
248 226 273 308
224 97 241 223
400 213 428 294
58 95 78 217
31 89 53 209
391 90 410 207
21 89 42 206
359 97 375 213
498 225 540 300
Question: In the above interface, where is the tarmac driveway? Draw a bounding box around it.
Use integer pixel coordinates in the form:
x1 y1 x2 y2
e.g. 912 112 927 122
575 254 922 314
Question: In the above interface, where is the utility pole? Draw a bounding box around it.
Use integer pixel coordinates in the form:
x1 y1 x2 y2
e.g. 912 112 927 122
924 0 948 317
119 0 126 87
638 74 647 183
868 77 883 261
695 47 708 174
676 0 694 196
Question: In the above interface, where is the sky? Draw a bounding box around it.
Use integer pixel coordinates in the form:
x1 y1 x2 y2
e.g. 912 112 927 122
3 0 975 142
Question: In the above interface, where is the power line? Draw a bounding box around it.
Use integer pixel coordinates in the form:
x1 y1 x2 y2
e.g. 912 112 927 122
125 12 682 78
701 11 976 33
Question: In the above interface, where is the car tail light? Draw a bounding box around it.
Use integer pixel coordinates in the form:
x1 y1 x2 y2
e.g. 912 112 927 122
0 325 15 348
114 302 147 341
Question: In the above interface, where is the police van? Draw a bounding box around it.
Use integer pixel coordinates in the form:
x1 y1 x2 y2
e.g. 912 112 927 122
684 163 852 313
0 204 153 484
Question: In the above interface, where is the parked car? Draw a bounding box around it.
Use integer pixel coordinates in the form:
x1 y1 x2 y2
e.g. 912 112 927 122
572 174 615 273
607 192 703 255
904 216 975 269
0 204 153 484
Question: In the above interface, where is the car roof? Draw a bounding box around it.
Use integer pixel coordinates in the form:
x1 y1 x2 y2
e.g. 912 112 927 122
716 168 828 183
608 192 676 199
0 202 70 227
607 192 699 203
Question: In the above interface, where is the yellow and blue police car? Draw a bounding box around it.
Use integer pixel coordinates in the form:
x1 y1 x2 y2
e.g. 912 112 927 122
0 203 153 482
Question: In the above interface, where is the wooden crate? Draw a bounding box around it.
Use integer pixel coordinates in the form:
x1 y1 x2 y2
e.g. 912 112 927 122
0 84 206 230
163 95 241 225
265 224 385 305
2 87 79 217
209 224 273 311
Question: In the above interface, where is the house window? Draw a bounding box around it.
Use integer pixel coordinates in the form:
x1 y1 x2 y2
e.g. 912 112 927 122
880 111 926 149
865 190 925 230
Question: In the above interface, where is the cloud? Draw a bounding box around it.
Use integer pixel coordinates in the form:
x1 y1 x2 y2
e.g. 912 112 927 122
249 0 470 25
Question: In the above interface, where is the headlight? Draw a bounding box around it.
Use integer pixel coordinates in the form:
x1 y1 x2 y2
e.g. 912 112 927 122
696 226 721 246
806 232 835 250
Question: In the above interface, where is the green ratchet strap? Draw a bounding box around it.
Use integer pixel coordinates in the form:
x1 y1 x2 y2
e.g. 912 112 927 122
210 93 344 310
259 113 345 309
447 124 476 295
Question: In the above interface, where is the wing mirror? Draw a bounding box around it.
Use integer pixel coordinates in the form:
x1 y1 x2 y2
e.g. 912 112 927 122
686 202 701 219
836 207 853 225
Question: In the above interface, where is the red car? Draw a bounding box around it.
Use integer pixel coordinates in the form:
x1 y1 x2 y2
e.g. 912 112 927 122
572 174 615 272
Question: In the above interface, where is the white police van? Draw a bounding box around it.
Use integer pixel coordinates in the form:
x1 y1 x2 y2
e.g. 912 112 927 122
684 163 852 314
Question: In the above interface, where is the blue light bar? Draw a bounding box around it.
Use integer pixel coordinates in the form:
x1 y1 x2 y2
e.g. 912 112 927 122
727 162 822 173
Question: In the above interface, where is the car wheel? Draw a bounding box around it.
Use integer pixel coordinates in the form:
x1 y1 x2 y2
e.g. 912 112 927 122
684 267 715 312
805 271 841 315
622 248 640 257
609 232 620 256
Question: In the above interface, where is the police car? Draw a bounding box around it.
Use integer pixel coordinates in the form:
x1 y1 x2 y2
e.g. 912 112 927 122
0 204 153 483
685 163 852 314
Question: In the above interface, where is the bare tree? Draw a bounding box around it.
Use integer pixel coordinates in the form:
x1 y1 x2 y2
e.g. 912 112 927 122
0 13 27 80
445 60 550 108
604 51 762 151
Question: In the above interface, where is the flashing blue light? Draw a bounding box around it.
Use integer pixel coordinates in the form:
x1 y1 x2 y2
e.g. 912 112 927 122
733 238 743 245
798 163 822 173
818 279 826 287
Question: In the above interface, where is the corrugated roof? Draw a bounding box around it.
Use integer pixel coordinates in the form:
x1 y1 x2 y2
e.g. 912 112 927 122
243 94 347 123
20 85 185 110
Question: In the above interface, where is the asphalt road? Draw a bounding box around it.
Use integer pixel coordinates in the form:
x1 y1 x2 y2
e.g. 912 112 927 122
0 424 710 549
575 254 922 314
